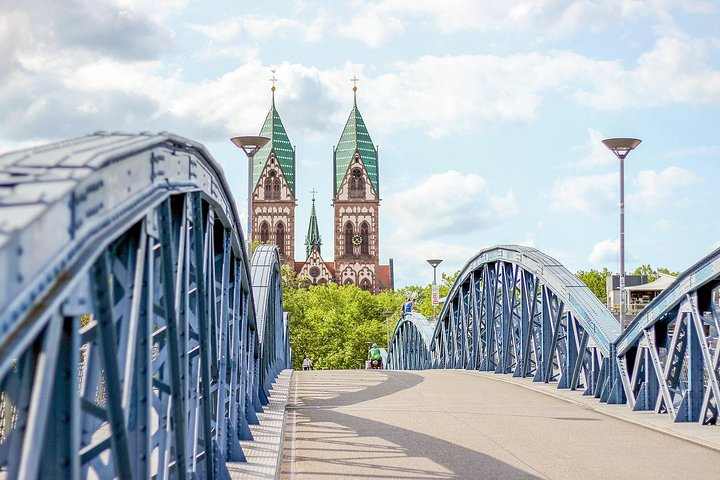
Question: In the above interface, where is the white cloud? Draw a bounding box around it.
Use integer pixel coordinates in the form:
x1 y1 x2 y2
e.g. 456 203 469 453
341 0 693 45
551 165 699 218
189 13 329 45
628 166 699 210
568 128 618 169
382 170 517 286
551 173 616 215
383 170 517 241
573 36 720 109
387 238 480 288
589 238 619 264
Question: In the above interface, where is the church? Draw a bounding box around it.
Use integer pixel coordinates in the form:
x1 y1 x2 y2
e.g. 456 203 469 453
249 79 393 293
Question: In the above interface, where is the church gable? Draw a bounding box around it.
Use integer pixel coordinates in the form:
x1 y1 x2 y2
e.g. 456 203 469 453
253 152 294 202
298 249 334 285
335 152 378 201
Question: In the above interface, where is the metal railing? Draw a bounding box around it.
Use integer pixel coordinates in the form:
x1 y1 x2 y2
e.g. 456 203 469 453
0 133 290 479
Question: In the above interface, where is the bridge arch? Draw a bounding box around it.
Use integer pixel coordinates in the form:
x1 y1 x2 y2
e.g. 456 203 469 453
387 312 434 370
389 245 622 398
0 133 288 479
614 247 720 423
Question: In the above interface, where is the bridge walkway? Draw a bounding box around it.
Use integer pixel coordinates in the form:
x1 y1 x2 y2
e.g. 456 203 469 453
281 370 720 479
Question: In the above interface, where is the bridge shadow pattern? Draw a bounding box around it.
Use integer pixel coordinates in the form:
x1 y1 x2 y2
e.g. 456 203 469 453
281 370 541 479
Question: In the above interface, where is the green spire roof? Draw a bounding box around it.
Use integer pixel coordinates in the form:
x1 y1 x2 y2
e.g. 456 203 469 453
254 89 296 196
333 88 378 195
305 193 322 257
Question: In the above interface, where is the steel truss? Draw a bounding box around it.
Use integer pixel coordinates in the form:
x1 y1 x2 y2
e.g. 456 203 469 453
615 247 720 424
0 133 289 479
387 312 434 370
387 246 622 399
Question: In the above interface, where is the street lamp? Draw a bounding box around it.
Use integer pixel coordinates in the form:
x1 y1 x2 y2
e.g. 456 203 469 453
230 135 270 254
426 259 443 319
602 137 641 329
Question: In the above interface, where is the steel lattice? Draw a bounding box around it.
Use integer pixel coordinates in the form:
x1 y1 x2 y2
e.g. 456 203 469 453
615 247 720 424
387 244 720 426
387 246 621 397
0 133 290 479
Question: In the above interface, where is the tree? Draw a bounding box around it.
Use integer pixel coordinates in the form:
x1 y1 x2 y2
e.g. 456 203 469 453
576 268 611 303
398 270 459 319
576 265 680 303
632 264 680 282
282 280 404 370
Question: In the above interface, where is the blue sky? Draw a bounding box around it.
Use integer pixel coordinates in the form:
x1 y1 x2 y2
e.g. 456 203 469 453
1 0 719 287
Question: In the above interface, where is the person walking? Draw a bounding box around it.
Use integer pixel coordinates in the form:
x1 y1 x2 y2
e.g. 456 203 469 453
403 297 414 315
302 355 313 371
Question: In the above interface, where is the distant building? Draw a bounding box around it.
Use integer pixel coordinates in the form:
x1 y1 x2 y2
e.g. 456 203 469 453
606 273 677 320
251 80 393 292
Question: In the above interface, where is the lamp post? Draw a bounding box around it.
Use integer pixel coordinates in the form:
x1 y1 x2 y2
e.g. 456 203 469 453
230 135 270 254
602 137 641 329
426 259 443 319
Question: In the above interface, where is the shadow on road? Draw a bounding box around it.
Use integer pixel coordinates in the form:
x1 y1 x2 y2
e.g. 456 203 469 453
280 370 541 479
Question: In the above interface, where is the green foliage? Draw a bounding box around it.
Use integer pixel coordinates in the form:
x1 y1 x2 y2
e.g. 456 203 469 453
576 265 679 303
632 264 680 282
282 269 404 369
399 271 459 318
576 268 611 304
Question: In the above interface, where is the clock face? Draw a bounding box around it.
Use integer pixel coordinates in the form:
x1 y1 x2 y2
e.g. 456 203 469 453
352 235 362 246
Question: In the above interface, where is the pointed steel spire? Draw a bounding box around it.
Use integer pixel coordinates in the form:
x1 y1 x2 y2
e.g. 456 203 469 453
305 189 322 258
253 69 296 195
333 76 378 196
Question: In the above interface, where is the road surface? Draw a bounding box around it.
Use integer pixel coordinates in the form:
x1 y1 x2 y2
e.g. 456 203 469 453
280 369 719 479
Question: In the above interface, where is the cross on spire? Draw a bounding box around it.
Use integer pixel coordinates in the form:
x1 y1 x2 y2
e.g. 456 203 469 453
270 69 278 92
350 75 359 92
310 188 318 203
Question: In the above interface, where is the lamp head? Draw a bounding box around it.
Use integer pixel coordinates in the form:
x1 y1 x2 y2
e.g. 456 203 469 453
230 135 270 156
427 259 443 268
602 138 641 160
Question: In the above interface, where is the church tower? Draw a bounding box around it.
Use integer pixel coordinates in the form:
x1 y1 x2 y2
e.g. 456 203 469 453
252 75 296 266
332 80 381 292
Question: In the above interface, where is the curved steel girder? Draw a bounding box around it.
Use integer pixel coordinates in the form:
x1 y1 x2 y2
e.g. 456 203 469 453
412 245 618 396
0 133 289 479
250 245 288 402
387 312 435 370
613 247 720 423
440 245 620 357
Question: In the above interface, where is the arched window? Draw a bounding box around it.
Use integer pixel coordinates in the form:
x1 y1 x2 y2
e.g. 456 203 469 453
265 170 280 200
360 222 369 255
275 222 285 256
344 222 354 256
344 278 354 286
260 222 270 243
360 278 371 291
349 168 364 198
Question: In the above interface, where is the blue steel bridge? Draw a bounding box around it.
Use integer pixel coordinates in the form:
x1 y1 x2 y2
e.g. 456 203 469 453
0 132 718 479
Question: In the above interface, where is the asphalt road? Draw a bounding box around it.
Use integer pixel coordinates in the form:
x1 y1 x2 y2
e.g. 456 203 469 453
279 369 720 480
